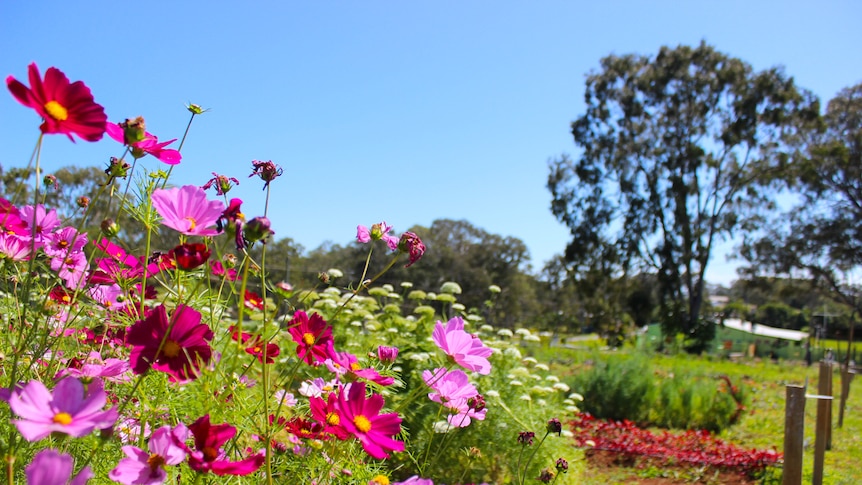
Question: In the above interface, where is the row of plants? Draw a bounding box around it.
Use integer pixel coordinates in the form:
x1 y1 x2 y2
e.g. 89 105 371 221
568 353 747 432
569 412 782 478
0 62 580 484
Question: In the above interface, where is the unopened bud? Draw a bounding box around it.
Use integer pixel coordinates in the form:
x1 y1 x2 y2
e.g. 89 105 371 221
101 218 120 238
120 117 146 144
76 196 90 208
243 217 274 244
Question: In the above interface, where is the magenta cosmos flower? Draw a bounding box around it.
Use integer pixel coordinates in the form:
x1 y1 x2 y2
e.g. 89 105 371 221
431 317 493 375
186 415 264 476
393 477 434 485
151 185 225 237
25 449 93 485
109 424 189 485
7 63 107 141
105 121 182 165
8 378 117 442
287 310 335 365
126 304 214 382
336 382 404 459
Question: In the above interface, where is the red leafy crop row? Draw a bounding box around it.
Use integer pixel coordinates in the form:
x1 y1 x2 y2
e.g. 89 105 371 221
569 413 781 474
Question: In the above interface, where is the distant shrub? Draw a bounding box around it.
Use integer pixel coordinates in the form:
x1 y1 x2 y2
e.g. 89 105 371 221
571 354 745 432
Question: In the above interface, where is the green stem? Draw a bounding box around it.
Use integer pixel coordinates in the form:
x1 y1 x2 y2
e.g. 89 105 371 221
520 431 550 485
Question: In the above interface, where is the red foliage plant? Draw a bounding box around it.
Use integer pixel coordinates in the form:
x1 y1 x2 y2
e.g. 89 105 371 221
569 413 781 475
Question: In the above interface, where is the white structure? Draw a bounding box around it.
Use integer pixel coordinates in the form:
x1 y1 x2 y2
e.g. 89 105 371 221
720 318 808 342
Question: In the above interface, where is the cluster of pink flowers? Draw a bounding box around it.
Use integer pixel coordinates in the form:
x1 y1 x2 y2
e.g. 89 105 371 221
3 62 449 483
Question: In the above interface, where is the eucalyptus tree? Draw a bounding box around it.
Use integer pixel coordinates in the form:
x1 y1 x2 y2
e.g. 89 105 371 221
548 42 818 350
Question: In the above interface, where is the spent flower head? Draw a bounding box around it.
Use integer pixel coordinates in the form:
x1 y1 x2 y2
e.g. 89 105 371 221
249 159 283 190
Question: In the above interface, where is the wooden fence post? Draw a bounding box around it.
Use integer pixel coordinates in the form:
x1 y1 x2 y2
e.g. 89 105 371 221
823 362 833 450
812 362 835 485
838 365 853 428
782 385 805 485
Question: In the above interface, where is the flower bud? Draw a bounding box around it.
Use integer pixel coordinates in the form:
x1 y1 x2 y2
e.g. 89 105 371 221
377 345 399 364
76 196 90 208
120 116 146 144
43 174 58 190
555 458 569 473
100 218 120 238
547 417 562 436
187 103 206 115
243 216 274 244
104 157 131 179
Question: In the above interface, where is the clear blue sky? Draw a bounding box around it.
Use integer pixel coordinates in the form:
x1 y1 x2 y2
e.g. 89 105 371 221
2 1 860 286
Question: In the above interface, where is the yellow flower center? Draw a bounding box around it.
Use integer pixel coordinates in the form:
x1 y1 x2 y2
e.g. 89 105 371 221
147 453 166 471
302 332 315 345
326 412 340 426
350 362 361 371
58 240 69 248
353 414 371 433
161 340 181 358
371 475 390 485
184 216 198 231
53 412 73 425
44 100 68 121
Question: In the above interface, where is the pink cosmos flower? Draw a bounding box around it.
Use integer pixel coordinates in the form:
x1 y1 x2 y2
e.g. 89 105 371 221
109 424 189 485
0 197 27 236
356 222 399 249
325 351 395 386
287 311 335 365
151 185 225 237
105 122 181 165
87 283 128 311
298 377 339 398
186 415 265 475
335 381 404 459
19 204 61 247
57 351 131 383
126 304 214 382
7 62 107 141
422 368 478 403
422 368 486 427
25 449 93 485
9 378 117 441
44 226 87 258
431 317 493 375
393 477 434 485
0 233 31 261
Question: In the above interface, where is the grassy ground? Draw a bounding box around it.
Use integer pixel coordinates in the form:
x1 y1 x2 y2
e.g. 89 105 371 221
536 345 862 484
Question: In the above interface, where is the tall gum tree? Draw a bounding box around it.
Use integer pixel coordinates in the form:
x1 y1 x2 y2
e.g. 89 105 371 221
742 82 862 322
547 42 818 350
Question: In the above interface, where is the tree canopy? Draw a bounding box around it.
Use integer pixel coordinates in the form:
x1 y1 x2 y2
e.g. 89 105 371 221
742 82 862 315
547 42 818 349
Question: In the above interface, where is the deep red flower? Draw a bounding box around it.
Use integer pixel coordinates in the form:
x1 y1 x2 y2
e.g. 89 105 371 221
186 415 264 476
309 392 350 440
126 304 214 382
168 242 211 271
230 327 280 364
244 290 264 311
7 63 106 141
286 311 335 365
282 417 327 440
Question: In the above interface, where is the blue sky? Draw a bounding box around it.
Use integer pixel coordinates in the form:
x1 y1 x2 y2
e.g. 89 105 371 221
1 1 860 286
